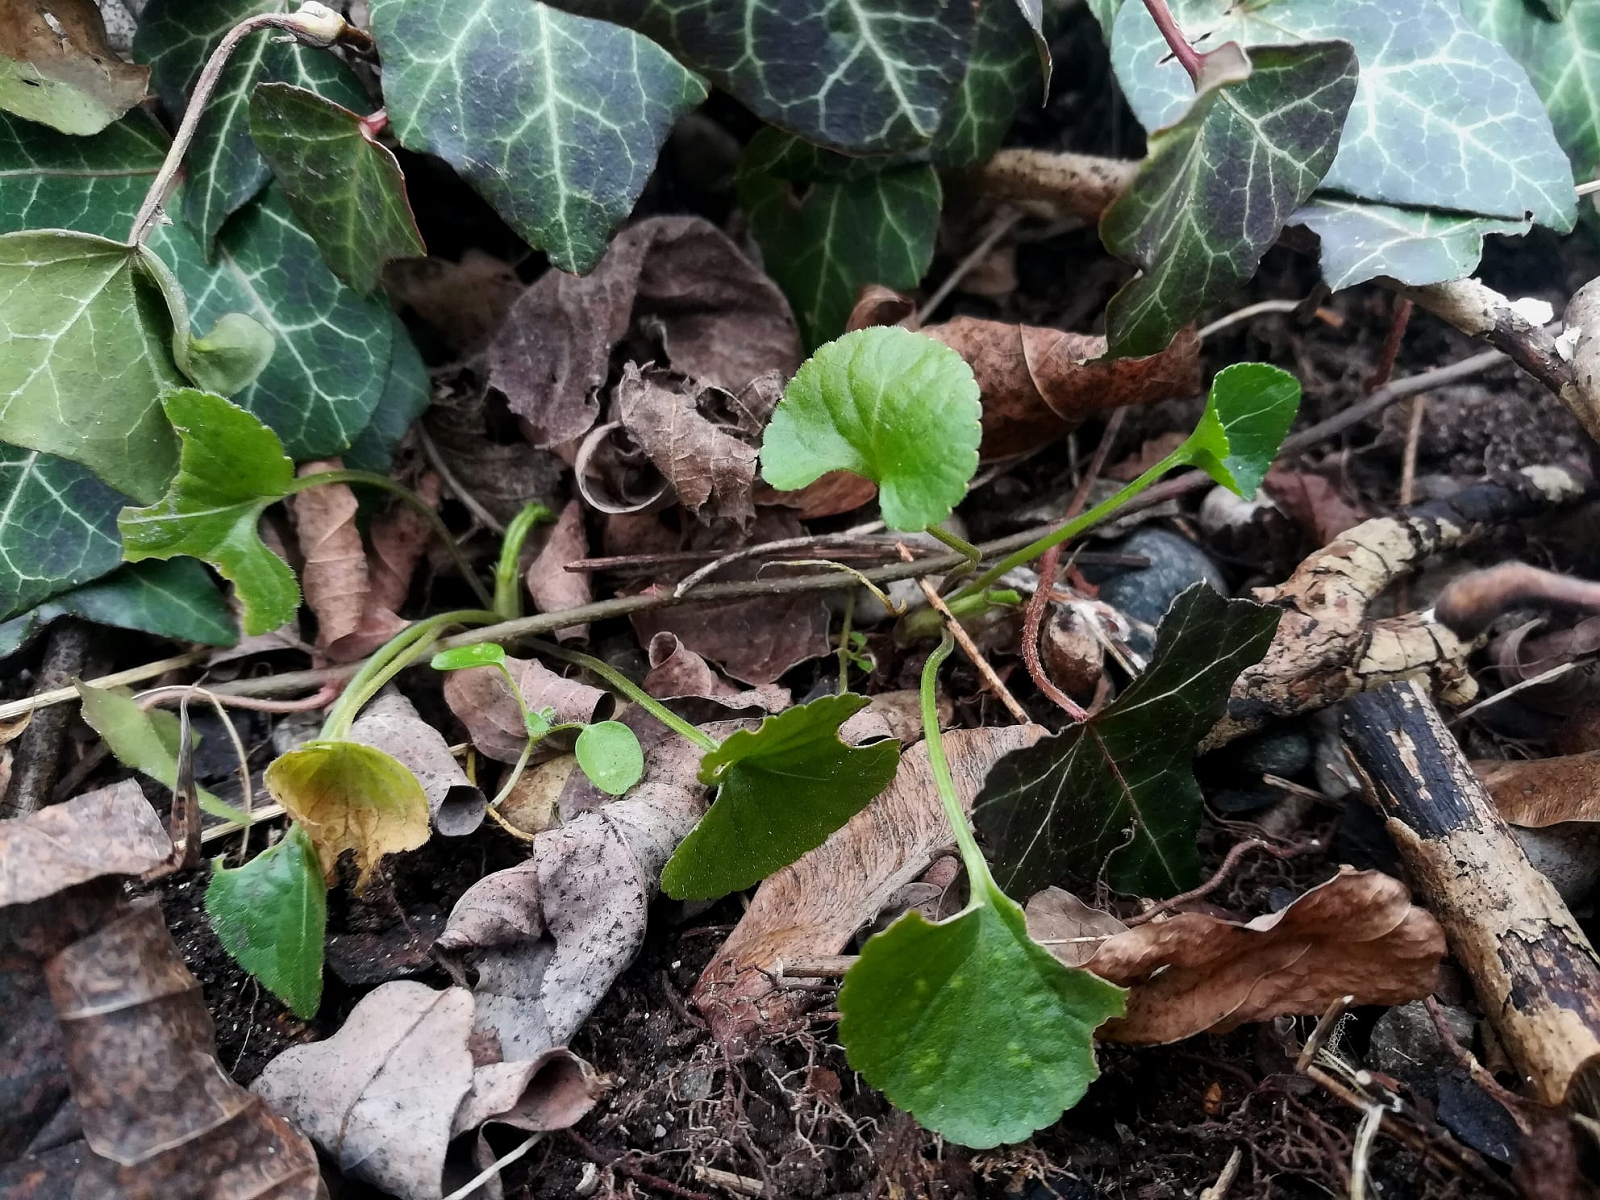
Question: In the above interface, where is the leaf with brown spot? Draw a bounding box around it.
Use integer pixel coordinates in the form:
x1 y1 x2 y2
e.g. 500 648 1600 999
264 741 431 888
923 318 1202 460
0 0 148 135
525 498 590 641
1026 867 1446 1044
1476 753 1600 827
488 216 801 446
442 654 610 763
614 365 759 528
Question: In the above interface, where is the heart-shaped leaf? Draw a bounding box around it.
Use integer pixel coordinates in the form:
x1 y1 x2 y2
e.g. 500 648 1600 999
575 720 645 796
206 823 327 1017
1294 195 1531 290
974 585 1280 898
248 82 425 295
0 559 236 660
538 0 971 154
1099 41 1357 358
118 388 299 636
1111 0 1576 232
1178 363 1300 498
0 0 150 136
135 0 368 250
839 873 1125 1148
759 327 981 531
265 740 431 888
371 0 707 275
0 444 125 622
661 693 901 900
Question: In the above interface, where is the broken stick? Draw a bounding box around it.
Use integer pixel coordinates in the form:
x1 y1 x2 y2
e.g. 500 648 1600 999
1342 680 1600 1112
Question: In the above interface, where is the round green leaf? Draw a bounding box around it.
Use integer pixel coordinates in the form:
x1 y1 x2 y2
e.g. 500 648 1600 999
431 642 508 671
759 327 981 532
574 720 645 796
1179 363 1301 499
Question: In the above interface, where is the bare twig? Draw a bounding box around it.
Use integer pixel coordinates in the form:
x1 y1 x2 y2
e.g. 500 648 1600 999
0 619 90 817
1366 297 1414 392
915 209 1023 325
416 423 506 535
901 545 1032 724
1123 838 1312 927
1197 298 1306 342
674 521 885 597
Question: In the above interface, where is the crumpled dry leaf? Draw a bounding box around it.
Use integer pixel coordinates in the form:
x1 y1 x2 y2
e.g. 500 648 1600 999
1026 867 1446 1044
524 498 590 641
643 631 790 722
367 471 441 617
614 365 759 528
692 725 1041 1049
350 691 486 836
921 318 1202 461
754 469 880 520
422 388 563 527
1263 466 1370 544
384 251 525 354
48 901 325 1199
254 980 599 1200
1476 754 1600 827
0 0 148 136
488 216 802 447
442 655 611 763
435 722 743 1060
0 780 169 907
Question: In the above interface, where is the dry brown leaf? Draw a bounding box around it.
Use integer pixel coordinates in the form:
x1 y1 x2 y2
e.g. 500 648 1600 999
0 0 148 136
642 631 790 721
367 471 441 617
631 585 829 686
350 691 486 836
48 901 325 1198
753 469 880 520
1476 754 1600 827
692 725 1041 1048
422 388 564 526
1263 466 1371 544
1023 888 1129 968
614 365 759 528
921 318 1202 460
498 755 573 835
253 981 599 1200
1030 867 1446 1044
0 779 169 907
384 251 524 353
442 654 610 763
489 216 801 447
525 498 590 641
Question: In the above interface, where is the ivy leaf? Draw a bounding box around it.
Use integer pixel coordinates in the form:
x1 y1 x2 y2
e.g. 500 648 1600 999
1295 195 1530 290
206 823 327 1018
265 740 431 889
118 388 299 636
0 0 150 136
0 445 124 622
974 585 1280 898
931 0 1042 169
1111 0 1577 232
1100 41 1356 359
740 150 941 349
1463 0 1600 182
574 720 645 796
660 694 902 901
343 321 431 474
371 0 707 275
538 0 971 154
839 872 1125 1148
0 559 237 660
248 83 425 295
1179 363 1301 498
0 111 166 237
759 326 981 532
134 0 367 250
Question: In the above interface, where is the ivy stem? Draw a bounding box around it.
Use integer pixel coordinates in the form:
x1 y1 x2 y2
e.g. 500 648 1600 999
531 639 719 753
127 5 352 245
1141 0 1204 84
283 468 495 610
493 502 554 621
322 608 498 739
921 633 992 891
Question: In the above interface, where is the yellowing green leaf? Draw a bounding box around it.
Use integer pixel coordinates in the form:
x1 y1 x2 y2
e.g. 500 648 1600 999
118 388 299 636
0 0 149 136
206 823 327 1017
265 740 431 888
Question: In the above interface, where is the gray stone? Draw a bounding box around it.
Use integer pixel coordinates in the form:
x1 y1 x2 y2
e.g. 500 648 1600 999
1092 528 1228 653
1236 726 1315 780
1367 1000 1474 1089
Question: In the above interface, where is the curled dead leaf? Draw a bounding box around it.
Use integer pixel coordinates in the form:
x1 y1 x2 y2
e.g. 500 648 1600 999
0 0 149 135
0 780 169 907
525 498 591 641
643 631 790 722
442 655 611 763
349 691 485 836
366 471 441 617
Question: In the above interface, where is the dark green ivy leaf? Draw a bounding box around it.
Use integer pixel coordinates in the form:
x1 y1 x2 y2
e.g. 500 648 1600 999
0 444 125 622
931 0 1042 169
134 0 368 251
371 0 707 275
660 694 902 900
1100 41 1357 359
538 0 972 154
342 318 431 475
974 584 1280 898
206 823 327 1018
249 82 426 295
0 110 165 235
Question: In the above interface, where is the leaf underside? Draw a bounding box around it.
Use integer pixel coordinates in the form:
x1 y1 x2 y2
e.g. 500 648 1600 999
1294 195 1530 290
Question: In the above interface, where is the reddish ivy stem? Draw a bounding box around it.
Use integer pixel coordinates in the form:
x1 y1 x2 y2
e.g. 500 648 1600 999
1141 0 1203 83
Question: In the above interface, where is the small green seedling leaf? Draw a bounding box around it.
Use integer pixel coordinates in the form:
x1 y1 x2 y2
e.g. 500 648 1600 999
206 823 327 1018
575 720 645 796
249 82 426 295
431 643 508 671
661 694 901 900
760 327 981 532
839 875 1125 1147
75 681 251 824
1177 363 1300 498
265 740 431 889
974 585 1280 898
118 388 299 636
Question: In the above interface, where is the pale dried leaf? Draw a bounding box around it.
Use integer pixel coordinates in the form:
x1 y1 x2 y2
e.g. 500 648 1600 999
1023 887 1129 968
525 498 591 641
350 691 486 836
0 780 169 907
643 631 790 722
614 366 758 528
289 460 370 651
442 655 610 763
367 471 441 616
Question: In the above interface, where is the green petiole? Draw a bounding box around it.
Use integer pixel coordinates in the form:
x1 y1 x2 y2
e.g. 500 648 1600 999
920 631 991 890
531 639 719 752
492 501 555 621
321 608 499 739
